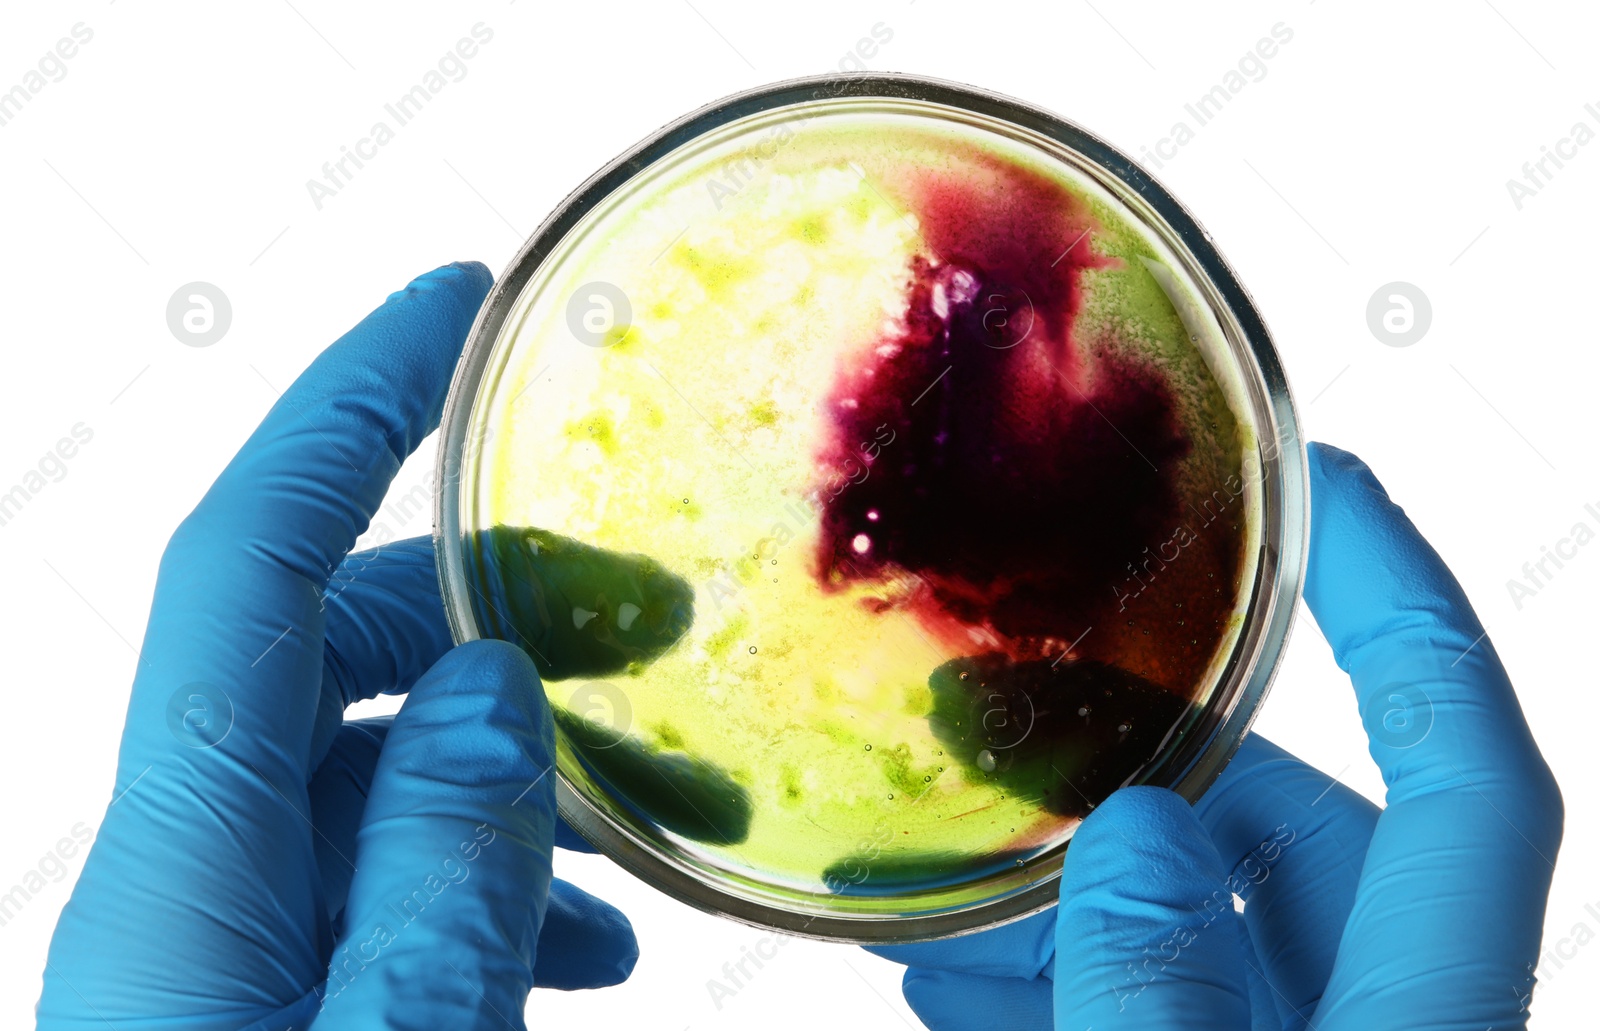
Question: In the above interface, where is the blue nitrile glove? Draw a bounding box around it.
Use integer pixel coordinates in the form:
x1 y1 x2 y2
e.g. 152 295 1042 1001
869 442 1563 1030
37 263 639 1031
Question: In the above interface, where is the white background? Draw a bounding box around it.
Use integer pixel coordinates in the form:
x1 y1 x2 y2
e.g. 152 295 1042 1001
1 1 1595 1027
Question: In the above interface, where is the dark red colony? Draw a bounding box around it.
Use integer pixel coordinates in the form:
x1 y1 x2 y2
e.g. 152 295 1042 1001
808 153 1248 812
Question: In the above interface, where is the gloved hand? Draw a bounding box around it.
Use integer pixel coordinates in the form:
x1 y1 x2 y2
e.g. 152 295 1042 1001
37 263 638 1031
869 442 1563 1030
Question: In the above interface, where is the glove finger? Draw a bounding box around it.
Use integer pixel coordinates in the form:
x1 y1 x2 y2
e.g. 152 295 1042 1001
307 718 388 920
306 717 631 990
901 969 1051 1030
307 724 595 876
312 535 601 852
40 262 493 1028
1303 443 1562 1029
868 733 1380 1028
1054 786 1252 1030
311 532 677 862
135 261 490 779
865 738 1351 994
312 537 454 764
1192 734 1378 1027
310 639 554 1031
534 879 639 990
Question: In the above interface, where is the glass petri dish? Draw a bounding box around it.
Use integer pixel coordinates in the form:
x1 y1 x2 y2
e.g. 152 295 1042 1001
434 73 1305 943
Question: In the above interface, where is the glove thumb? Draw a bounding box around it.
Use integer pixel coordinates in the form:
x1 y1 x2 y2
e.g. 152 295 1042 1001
308 639 556 1031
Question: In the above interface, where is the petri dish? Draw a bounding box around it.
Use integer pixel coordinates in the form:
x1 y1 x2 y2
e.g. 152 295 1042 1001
434 73 1306 943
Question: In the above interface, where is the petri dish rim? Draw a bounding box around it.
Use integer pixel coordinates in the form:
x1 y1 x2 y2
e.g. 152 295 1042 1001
433 71 1308 944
